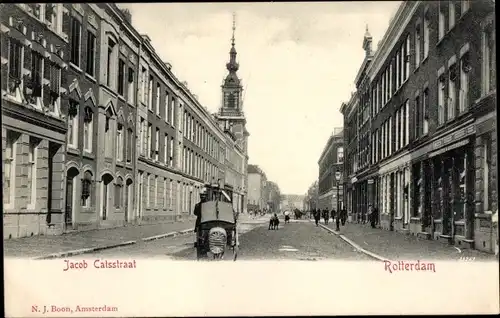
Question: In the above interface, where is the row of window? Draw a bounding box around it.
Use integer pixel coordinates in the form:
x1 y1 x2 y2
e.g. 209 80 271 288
183 110 223 162
438 1 471 42
139 118 174 165
142 173 174 210
319 146 344 175
138 171 200 214
182 146 219 182
369 1 471 120
6 37 62 113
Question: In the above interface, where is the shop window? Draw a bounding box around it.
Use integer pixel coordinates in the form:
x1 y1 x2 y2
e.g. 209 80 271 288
484 136 493 211
456 154 466 221
414 164 422 217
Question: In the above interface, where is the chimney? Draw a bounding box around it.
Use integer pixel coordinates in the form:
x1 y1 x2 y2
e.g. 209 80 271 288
141 34 151 44
120 8 132 24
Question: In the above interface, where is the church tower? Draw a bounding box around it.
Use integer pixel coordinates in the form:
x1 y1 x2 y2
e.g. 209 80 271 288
216 13 249 153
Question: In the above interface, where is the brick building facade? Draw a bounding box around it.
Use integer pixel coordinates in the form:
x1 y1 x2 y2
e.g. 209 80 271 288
341 0 496 253
2 4 249 239
317 128 344 211
2 4 68 238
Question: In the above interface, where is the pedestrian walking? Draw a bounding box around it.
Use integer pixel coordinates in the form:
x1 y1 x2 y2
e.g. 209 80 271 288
323 209 329 225
366 205 373 225
335 208 340 231
370 206 379 228
314 209 321 226
341 208 347 226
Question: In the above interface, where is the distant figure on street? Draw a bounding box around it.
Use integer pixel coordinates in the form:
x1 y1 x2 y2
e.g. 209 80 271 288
370 206 379 228
330 208 336 225
314 209 321 226
269 213 280 230
322 209 329 225
341 208 347 226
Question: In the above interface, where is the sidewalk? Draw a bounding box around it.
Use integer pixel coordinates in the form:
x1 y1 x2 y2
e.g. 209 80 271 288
3 219 196 259
322 222 497 261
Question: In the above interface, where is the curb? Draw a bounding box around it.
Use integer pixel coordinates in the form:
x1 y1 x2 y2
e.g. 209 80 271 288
142 231 179 242
34 240 137 260
35 228 196 260
318 224 393 262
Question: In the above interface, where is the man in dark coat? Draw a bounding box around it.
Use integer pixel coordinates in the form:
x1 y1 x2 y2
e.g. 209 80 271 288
370 206 379 228
314 209 321 226
341 208 347 226
193 191 208 247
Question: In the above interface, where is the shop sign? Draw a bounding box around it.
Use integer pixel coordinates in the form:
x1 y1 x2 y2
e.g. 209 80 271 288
412 124 476 161
428 139 470 158
432 125 476 149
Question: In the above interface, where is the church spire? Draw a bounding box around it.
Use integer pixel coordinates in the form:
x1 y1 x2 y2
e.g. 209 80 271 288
231 12 236 47
226 12 239 74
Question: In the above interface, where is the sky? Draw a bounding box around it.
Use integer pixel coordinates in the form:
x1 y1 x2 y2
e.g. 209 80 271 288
119 2 401 195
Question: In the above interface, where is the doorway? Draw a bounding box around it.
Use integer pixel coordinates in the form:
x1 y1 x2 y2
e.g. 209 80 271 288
125 179 133 222
65 167 79 229
101 174 113 220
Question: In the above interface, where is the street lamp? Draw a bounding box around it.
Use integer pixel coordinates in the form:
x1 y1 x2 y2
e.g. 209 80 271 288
335 169 341 231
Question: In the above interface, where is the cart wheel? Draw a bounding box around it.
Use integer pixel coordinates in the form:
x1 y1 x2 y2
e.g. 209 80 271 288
233 245 239 261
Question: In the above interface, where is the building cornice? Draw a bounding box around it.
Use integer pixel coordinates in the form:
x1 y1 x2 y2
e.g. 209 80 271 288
367 1 420 81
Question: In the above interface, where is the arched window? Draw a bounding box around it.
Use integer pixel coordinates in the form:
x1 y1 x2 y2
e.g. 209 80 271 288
104 108 113 157
115 177 123 208
116 122 124 161
83 106 93 152
68 100 79 148
127 128 133 163
81 170 93 207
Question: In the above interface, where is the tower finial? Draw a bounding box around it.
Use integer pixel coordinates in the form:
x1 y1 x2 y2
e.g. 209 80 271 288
231 12 236 46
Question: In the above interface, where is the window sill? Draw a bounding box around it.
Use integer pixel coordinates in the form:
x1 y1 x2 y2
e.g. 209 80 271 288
85 73 97 83
69 62 83 74
81 207 94 213
116 161 125 168
26 204 36 211
67 146 80 155
82 151 94 160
